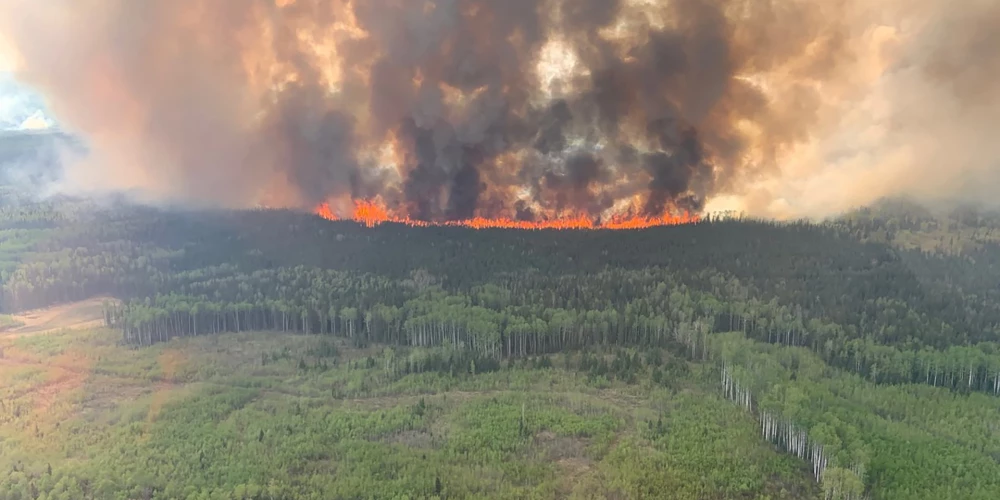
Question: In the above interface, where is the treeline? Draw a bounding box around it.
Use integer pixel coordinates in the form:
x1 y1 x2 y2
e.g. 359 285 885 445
711 332 1000 500
721 364 864 500
101 272 713 360
9 200 1000 350
95 263 1000 399
5 198 1000 399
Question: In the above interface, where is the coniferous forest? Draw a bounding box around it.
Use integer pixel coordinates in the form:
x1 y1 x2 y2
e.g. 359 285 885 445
3 187 1000 499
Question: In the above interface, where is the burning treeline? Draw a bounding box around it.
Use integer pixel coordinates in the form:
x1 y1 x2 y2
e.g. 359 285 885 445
2 0 855 226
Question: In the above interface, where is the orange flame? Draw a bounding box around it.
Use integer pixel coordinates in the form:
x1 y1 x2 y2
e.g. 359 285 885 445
314 199 698 230
315 202 337 221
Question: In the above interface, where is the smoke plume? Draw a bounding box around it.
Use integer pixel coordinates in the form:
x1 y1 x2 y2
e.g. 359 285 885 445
0 0 997 220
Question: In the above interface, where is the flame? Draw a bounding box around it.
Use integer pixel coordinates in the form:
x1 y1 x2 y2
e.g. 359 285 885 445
314 199 698 230
352 199 394 228
315 202 337 221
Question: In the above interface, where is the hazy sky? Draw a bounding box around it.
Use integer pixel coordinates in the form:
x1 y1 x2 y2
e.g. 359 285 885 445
0 38 14 71
0 34 51 130
0 71 54 130
1 27 57 131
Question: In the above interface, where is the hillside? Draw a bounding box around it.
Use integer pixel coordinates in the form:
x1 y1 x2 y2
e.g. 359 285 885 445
2 193 1000 499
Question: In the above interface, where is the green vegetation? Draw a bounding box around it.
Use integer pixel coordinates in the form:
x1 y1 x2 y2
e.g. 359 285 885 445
0 313 23 331
0 329 816 499
3 191 1000 498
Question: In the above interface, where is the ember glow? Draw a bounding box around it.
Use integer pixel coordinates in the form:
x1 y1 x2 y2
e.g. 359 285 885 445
314 200 697 230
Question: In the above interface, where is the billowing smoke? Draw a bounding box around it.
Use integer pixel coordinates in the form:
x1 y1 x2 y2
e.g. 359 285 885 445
0 0 997 220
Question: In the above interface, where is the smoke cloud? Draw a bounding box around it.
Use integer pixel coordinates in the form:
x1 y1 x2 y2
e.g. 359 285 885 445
0 0 997 220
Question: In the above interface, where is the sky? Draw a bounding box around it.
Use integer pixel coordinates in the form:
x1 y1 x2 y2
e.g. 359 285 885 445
0 40 55 131
0 75 55 131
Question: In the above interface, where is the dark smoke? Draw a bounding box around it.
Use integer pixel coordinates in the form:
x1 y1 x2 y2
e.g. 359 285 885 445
0 0 870 219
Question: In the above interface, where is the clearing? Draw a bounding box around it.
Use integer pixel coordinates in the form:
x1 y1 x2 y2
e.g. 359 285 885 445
0 299 110 415
0 327 819 499
0 297 109 338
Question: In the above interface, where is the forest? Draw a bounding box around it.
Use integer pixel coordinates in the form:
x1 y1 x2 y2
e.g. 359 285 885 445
3 187 1000 499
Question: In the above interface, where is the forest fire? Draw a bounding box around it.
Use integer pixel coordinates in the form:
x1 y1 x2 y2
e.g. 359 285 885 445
0 0 856 218
17 0 973 221
314 200 698 230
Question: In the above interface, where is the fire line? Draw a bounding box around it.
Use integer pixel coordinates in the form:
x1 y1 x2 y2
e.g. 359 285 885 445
314 200 699 230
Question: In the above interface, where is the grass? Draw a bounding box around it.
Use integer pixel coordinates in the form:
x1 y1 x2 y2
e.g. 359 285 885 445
0 328 820 500
0 313 24 331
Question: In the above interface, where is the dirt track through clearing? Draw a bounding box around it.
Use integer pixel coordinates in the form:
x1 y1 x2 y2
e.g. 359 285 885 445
2 297 111 338
146 349 183 425
0 299 110 414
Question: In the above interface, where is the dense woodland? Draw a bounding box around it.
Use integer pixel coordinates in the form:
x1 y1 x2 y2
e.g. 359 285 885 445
4 187 1000 498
